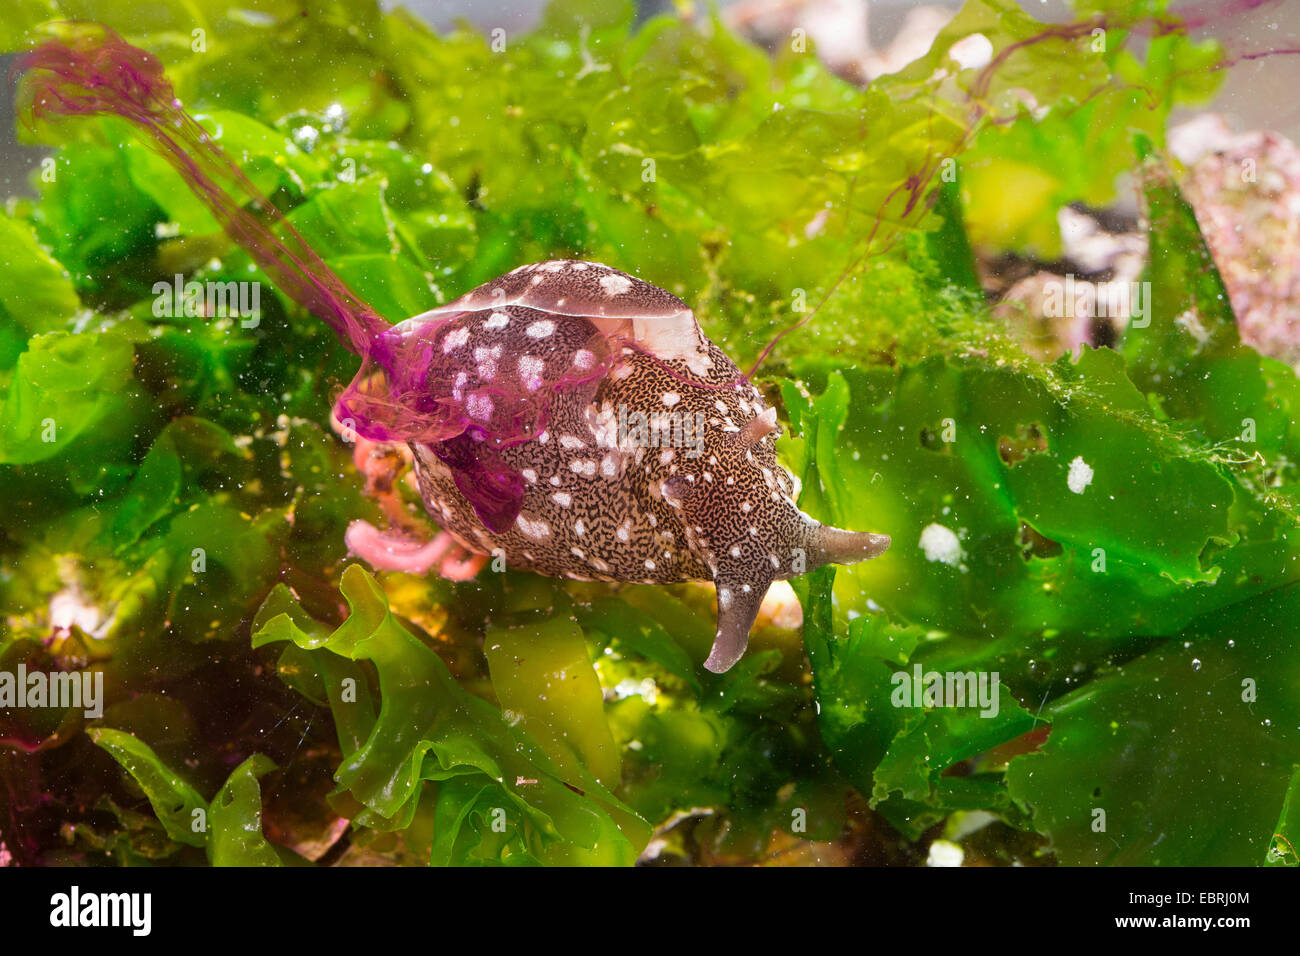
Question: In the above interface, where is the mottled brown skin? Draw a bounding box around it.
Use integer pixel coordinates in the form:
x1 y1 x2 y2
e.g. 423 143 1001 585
396 260 890 672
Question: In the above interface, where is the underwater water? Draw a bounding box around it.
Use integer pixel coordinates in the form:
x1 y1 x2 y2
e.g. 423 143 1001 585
0 0 1298 877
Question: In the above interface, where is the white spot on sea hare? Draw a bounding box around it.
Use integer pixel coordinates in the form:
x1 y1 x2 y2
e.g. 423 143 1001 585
518 355 544 391
685 351 712 376
442 326 469 352
516 514 551 540
599 274 633 295
574 349 595 369
466 393 494 421
485 312 510 330
474 344 501 380
551 491 572 507
526 319 556 338
919 523 964 566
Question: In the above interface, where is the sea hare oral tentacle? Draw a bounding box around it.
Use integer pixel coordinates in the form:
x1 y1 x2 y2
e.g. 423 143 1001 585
808 527 893 567
707 569 775 674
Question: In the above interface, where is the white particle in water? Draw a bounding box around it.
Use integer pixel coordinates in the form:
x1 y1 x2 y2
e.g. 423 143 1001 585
926 839 965 867
919 523 964 566
1067 456 1094 494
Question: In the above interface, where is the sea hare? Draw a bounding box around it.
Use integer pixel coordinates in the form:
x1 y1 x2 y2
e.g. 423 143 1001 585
20 25 890 672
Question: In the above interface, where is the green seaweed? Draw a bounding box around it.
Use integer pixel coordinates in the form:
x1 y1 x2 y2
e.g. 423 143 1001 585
1 0 1295 867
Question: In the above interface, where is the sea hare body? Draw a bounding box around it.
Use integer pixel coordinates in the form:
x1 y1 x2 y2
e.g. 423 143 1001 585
19 27 890 673
359 260 891 672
